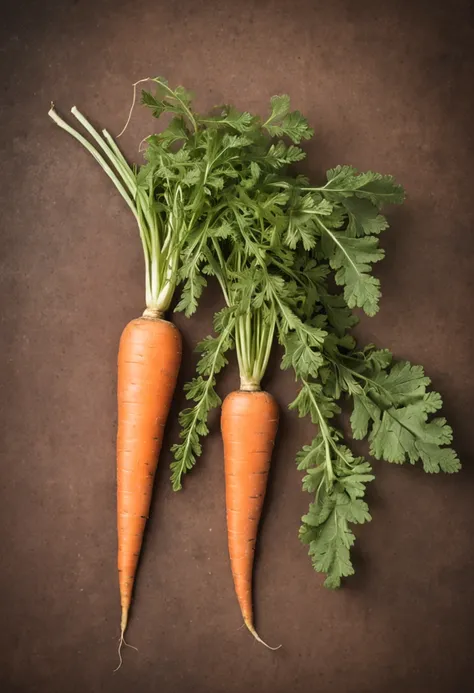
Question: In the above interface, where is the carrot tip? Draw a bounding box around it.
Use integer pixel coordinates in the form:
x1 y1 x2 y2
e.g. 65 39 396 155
244 619 281 651
120 607 129 635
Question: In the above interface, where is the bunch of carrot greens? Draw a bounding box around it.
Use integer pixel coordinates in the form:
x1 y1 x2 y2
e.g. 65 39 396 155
49 78 461 654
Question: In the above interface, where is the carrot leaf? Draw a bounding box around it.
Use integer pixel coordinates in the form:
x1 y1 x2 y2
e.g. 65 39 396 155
292 381 375 588
263 95 314 142
170 310 235 491
292 310 461 587
322 345 462 474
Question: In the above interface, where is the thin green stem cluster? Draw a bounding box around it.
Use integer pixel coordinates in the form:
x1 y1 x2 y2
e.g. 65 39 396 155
235 309 275 390
48 106 177 312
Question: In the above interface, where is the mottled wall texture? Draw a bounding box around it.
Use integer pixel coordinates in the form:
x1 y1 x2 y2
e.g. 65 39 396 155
1 1 473 691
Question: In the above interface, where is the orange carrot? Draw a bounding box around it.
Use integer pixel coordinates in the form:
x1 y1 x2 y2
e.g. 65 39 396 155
117 311 182 638
221 388 280 648
48 105 186 650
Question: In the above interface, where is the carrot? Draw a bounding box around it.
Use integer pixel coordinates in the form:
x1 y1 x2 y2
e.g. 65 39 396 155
221 388 280 648
48 97 195 661
117 312 182 637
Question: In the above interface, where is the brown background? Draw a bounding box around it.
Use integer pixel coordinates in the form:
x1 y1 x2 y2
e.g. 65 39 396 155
1 1 473 691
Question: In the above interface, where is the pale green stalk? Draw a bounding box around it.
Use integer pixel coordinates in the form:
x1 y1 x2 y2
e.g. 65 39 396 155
48 105 178 313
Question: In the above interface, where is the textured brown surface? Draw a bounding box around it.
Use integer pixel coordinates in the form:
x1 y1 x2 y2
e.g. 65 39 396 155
1 1 473 691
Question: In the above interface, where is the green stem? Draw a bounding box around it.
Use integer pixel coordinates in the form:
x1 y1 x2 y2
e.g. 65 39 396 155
301 380 342 483
154 249 180 312
102 128 159 250
152 78 198 133
211 240 231 306
97 127 136 190
246 310 252 369
236 315 250 379
136 204 152 305
235 305 276 390
301 184 350 193
256 319 275 381
71 108 156 236
48 107 138 221
49 105 178 312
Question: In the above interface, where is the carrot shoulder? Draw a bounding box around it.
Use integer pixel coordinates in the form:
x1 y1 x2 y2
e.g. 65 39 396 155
117 314 182 634
221 389 279 646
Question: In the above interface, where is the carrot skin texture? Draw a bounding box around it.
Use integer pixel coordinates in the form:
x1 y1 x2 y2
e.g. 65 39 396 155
117 316 182 627
221 390 279 629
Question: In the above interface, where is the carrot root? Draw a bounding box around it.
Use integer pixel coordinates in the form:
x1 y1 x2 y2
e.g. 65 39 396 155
113 628 138 673
114 634 125 673
116 315 182 649
221 389 280 648
244 619 281 651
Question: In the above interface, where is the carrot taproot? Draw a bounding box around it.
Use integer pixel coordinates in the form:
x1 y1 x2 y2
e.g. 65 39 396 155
117 311 182 638
221 388 280 649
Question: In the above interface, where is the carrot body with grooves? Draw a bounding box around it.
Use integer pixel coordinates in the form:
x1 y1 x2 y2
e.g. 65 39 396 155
117 313 182 633
221 389 279 645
